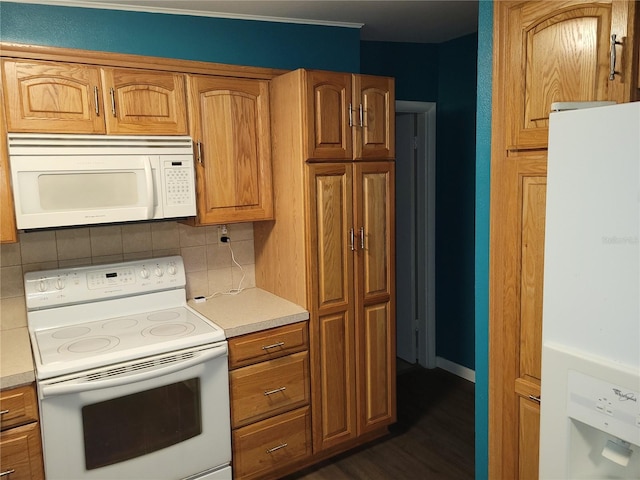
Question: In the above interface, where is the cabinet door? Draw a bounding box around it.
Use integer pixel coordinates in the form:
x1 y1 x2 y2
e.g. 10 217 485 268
352 76 395 160
0 84 16 243
307 163 357 451
518 395 541 480
2 59 105 133
304 70 352 161
503 1 637 150
353 162 396 434
189 75 273 224
101 68 188 134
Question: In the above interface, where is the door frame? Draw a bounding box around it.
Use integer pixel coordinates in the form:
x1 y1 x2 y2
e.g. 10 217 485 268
395 100 436 368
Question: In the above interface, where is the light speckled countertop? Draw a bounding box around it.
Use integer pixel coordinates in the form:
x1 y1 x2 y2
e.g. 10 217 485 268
0 288 307 390
188 288 309 338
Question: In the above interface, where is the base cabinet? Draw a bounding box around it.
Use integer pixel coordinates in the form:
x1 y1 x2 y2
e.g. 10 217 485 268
228 323 311 480
0 384 44 480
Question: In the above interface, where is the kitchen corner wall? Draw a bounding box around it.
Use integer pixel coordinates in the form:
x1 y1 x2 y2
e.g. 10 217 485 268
0 221 255 330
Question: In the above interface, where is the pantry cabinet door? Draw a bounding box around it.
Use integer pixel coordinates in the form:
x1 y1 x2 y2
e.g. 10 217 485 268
307 163 357 451
304 70 353 161
101 68 188 135
2 59 105 133
189 75 273 224
352 75 395 160
353 162 396 434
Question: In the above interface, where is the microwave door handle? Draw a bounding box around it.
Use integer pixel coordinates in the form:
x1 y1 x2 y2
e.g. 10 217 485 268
38 344 227 399
143 156 154 219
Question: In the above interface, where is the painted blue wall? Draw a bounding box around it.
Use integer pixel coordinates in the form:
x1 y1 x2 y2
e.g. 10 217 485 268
475 2 493 479
0 2 360 72
435 33 477 370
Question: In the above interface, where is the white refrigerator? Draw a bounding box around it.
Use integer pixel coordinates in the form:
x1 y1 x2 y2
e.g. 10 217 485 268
539 102 640 478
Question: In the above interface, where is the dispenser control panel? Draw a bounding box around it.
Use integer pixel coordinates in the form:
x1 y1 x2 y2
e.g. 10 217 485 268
567 370 640 447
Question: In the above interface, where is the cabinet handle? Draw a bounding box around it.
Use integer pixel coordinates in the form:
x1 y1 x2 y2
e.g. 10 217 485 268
610 34 621 80
264 386 286 396
349 227 356 251
359 103 364 127
0 409 9 415
348 102 353 127
262 341 285 350
529 395 541 404
94 86 100 116
110 87 117 116
0 469 16 478
196 141 203 165
266 443 288 454
359 227 365 250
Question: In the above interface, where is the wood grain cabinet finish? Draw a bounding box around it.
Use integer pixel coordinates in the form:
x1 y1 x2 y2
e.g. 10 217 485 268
0 81 16 243
187 75 273 225
489 1 639 478
303 70 394 161
254 67 396 459
2 60 188 135
228 323 311 480
0 385 44 480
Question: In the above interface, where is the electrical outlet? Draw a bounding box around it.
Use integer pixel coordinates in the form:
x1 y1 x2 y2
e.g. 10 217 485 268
218 225 229 243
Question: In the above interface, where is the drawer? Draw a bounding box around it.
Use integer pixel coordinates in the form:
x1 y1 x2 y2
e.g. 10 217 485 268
232 406 311 480
0 422 45 480
230 351 309 428
0 384 38 431
228 322 308 369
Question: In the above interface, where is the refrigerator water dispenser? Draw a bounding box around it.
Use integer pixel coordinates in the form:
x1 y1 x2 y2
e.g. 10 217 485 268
566 371 640 478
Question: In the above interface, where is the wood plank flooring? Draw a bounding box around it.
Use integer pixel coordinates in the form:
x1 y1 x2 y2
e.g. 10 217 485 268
284 365 475 479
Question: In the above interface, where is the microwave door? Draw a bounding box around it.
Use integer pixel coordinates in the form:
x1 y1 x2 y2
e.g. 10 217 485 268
11 155 158 229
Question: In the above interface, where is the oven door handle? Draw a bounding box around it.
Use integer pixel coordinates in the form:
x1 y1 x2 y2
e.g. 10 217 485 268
39 344 227 398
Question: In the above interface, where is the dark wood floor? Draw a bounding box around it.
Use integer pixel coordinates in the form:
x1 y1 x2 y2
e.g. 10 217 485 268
285 364 475 479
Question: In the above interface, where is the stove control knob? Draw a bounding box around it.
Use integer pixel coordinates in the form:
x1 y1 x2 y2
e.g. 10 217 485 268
140 268 150 279
37 280 48 292
154 267 164 277
55 277 65 290
167 264 177 276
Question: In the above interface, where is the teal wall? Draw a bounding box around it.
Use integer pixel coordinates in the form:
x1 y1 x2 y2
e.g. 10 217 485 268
361 34 478 372
475 2 493 479
0 2 360 71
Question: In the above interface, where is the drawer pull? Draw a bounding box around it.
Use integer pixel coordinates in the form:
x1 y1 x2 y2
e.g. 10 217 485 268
266 443 288 454
0 409 9 415
0 469 16 477
262 341 285 350
264 386 286 396
529 395 541 404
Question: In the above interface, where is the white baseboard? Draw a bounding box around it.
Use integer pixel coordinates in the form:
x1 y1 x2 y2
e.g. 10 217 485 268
435 356 476 383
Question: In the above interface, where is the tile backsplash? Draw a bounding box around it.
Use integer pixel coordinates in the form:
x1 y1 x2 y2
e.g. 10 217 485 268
0 221 255 330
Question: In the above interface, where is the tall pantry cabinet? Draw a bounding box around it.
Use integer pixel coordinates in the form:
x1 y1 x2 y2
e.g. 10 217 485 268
489 1 639 479
254 68 396 456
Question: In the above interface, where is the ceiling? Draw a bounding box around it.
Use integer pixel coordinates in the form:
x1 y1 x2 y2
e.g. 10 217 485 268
14 1 479 44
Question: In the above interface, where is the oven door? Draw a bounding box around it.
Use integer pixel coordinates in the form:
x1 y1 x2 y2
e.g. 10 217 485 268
37 343 231 480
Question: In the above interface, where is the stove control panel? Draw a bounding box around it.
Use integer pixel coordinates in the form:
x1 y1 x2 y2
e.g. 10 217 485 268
25 256 186 310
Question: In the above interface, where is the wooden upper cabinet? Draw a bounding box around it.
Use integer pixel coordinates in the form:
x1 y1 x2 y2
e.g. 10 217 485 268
188 75 273 224
101 68 188 134
2 59 106 133
503 0 637 150
352 76 395 161
0 83 17 243
2 59 189 135
305 70 353 160
303 70 395 161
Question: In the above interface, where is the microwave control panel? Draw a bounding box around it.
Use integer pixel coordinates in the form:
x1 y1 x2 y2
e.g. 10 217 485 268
160 158 196 215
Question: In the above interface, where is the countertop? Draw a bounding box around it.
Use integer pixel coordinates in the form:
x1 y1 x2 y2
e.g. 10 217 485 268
1 288 308 390
187 288 309 338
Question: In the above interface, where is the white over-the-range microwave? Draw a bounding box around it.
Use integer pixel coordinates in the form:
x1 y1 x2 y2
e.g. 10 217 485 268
8 133 197 230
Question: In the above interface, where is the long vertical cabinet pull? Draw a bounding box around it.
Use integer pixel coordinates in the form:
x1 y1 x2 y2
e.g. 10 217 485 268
359 104 364 127
609 34 621 80
348 103 353 127
359 227 365 250
196 141 203 165
93 86 100 116
110 87 117 116
349 227 356 251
